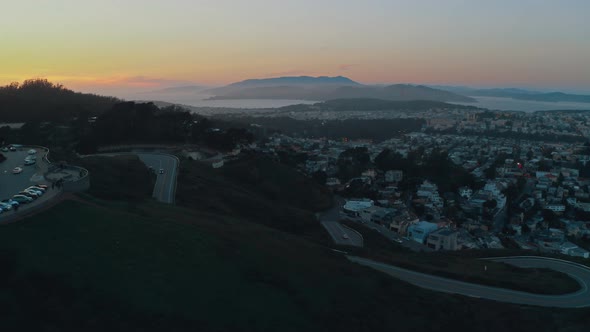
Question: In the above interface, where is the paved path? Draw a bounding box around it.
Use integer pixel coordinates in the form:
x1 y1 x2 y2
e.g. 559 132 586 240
349 256 590 308
82 153 179 204
321 221 363 247
135 153 178 204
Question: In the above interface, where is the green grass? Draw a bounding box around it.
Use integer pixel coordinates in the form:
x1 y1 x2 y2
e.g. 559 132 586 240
1 199 590 331
340 221 580 295
76 155 155 201
176 156 331 236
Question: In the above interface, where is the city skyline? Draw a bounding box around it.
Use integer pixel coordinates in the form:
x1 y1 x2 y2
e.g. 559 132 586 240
2 0 590 94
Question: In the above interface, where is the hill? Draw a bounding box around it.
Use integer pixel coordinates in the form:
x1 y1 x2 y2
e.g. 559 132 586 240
0 194 588 331
207 77 475 102
316 98 480 111
176 154 332 237
1 152 589 331
0 79 120 122
433 85 590 103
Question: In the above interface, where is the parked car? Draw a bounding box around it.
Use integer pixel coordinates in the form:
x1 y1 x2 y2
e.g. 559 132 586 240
0 202 13 211
28 149 37 155
24 189 43 196
35 184 49 189
0 147 8 152
27 188 44 195
2 199 20 207
24 159 36 166
27 186 46 193
18 191 38 199
13 167 23 174
9 146 16 152
159 168 165 174
12 195 33 203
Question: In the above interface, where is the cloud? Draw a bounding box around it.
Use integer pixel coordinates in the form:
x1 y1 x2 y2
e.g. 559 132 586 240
90 76 194 88
338 64 359 71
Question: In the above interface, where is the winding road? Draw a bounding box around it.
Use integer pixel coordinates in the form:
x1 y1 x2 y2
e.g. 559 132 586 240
349 256 590 308
83 153 179 204
135 153 178 204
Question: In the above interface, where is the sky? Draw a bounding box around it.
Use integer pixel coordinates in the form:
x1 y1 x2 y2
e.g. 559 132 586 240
1 0 590 95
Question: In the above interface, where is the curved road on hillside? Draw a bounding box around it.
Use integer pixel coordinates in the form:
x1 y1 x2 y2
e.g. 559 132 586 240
84 153 178 204
135 154 178 204
349 256 590 308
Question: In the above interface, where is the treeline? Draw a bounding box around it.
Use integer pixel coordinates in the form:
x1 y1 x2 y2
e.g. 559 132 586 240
375 147 476 192
215 116 425 141
427 127 587 143
77 102 254 153
0 79 119 122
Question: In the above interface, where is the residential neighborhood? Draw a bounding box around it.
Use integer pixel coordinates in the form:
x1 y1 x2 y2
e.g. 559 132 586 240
252 109 590 259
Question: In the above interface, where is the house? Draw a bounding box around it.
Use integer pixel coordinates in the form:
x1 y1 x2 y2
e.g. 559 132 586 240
341 199 374 220
544 204 566 213
426 228 459 251
458 187 473 199
384 170 403 183
407 221 439 244
569 247 590 259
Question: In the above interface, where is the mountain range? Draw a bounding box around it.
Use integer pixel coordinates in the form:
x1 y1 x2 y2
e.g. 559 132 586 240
431 86 590 103
204 76 475 103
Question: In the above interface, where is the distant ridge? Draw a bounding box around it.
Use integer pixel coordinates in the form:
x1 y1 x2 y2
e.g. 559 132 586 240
432 85 590 103
229 75 361 87
206 77 474 103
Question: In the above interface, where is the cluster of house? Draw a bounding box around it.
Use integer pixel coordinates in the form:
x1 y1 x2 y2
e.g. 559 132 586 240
258 128 590 258
426 109 590 140
340 197 489 251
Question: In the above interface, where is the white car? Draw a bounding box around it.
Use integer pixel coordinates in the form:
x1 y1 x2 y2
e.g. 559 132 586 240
28 149 37 155
25 188 43 196
0 202 12 211
13 167 23 174
24 159 36 166
12 195 33 203
27 186 46 192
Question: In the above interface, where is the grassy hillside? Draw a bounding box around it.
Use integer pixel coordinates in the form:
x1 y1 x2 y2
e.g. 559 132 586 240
176 155 332 237
340 221 579 295
77 155 155 202
1 199 589 331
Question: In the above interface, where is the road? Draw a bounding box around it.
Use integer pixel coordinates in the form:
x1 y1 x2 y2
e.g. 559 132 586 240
319 196 432 251
319 197 363 247
83 153 179 204
349 256 590 308
135 154 178 204
321 221 363 247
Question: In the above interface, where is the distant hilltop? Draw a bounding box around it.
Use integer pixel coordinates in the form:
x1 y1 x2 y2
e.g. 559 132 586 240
431 85 590 104
232 75 361 86
206 76 475 103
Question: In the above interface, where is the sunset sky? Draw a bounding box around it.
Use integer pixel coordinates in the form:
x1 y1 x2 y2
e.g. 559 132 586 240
2 0 590 94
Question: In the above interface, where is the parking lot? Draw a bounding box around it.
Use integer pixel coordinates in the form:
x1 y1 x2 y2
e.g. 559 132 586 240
0 147 57 220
